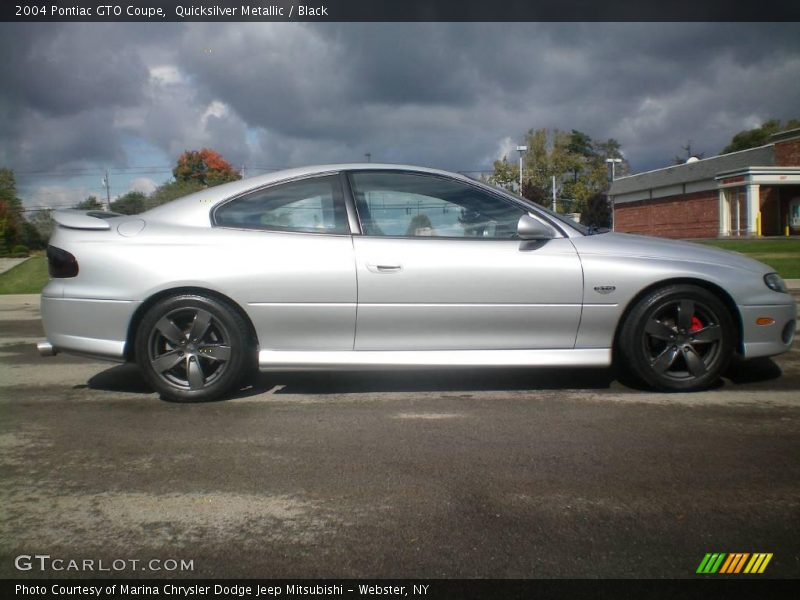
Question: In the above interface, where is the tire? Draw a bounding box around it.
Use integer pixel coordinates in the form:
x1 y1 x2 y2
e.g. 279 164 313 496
135 294 252 402
618 284 735 392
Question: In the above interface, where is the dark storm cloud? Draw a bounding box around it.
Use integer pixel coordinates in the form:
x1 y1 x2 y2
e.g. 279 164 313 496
172 22 800 171
0 24 149 116
328 23 518 105
18 109 127 168
0 23 150 172
175 23 352 141
1 21 799 196
0 22 250 175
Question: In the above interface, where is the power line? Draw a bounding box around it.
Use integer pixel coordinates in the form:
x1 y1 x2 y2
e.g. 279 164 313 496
18 187 106 198
12 166 175 176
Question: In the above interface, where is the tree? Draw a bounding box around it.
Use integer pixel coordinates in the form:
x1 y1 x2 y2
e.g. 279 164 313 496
485 156 518 192
173 148 241 187
74 196 104 210
28 210 55 242
580 192 612 230
519 128 576 207
489 129 630 213
722 119 800 154
20 219 45 250
111 191 146 215
0 168 24 254
567 129 594 158
521 180 549 206
146 179 206 210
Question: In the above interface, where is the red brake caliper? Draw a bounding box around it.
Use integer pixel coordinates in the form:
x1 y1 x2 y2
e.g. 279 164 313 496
689 316 703 332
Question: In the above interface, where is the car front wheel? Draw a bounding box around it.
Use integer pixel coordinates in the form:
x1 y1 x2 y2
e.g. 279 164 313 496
135 294 251 402
618 284 735 392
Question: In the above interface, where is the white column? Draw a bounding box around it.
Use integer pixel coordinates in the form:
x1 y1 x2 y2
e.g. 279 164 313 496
745 183 760 236
718 189 729 237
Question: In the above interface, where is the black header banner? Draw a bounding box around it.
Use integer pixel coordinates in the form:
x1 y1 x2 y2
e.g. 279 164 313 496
4 0 800 22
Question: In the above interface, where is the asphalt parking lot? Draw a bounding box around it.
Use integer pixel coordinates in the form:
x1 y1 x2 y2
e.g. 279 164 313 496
1 294 799 579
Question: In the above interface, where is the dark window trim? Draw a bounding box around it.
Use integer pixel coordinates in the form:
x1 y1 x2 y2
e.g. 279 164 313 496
344 169 567 240
211 171 352 236
339 171 362 235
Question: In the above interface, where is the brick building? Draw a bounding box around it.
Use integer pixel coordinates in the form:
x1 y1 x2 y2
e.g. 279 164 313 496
609 128 800 238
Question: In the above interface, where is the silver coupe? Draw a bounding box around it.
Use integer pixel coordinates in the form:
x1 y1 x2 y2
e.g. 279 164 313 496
38 164 796 401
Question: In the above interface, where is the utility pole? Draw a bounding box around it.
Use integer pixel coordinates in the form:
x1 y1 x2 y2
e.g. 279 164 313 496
606 158 622 231
102 170 111 211
516 145 527 194
551 175 557 212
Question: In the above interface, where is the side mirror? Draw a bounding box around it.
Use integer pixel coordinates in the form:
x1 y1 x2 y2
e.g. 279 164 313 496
517 214 555 240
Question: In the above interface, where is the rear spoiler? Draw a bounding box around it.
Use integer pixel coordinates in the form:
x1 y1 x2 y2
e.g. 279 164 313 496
52 209 124 230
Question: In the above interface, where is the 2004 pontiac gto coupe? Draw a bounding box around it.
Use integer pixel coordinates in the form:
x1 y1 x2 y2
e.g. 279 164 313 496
38 164 796 401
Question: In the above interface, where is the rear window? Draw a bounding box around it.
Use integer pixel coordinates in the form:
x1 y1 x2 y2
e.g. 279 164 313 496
214 175 349 234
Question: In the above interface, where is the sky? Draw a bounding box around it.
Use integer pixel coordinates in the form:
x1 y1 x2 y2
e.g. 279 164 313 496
1 21 799 209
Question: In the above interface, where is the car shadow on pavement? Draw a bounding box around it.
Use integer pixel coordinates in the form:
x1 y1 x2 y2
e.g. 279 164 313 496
85 357 785 401
87 363 621 399
255 367 621 395
87 363 155 394
724 356 784 385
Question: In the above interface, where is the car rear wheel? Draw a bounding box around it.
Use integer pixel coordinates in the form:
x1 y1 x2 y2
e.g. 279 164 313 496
135 294 251 402
618 284 735 392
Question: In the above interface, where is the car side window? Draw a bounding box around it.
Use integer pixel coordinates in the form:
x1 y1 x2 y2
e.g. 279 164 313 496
349 171 526 238
214 175 349 234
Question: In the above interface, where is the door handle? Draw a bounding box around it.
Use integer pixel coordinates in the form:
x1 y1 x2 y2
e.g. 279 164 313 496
366 263 402 273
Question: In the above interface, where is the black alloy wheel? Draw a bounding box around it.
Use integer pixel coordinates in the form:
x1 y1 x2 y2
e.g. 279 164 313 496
619 284 735 392
136 294 251 402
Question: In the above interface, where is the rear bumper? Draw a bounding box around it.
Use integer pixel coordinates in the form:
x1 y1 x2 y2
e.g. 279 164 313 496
739 301 797 359
40 295 140 362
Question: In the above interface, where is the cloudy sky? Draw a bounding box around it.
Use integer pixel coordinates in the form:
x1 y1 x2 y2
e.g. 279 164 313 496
1 21 799 208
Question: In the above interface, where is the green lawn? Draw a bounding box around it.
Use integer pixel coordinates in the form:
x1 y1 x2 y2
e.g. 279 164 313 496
696 239 800 278
0 256 49 294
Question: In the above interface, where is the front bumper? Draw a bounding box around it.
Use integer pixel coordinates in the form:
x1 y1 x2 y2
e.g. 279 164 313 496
739 301 797 359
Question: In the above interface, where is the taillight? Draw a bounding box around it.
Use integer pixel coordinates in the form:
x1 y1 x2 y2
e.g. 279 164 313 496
47 245 79 278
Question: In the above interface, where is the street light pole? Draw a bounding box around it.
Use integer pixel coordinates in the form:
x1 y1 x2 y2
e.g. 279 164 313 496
606 157 622 182
516 145 527 195
102 170 111 212
605 158 622 231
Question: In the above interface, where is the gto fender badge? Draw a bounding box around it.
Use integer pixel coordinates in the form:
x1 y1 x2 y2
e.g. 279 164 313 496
594 285 616 294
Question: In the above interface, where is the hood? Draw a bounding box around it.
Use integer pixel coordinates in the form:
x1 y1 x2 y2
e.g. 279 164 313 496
572 232 774 275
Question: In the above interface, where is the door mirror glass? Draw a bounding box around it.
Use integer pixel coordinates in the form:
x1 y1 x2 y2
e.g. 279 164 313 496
517 214 555 240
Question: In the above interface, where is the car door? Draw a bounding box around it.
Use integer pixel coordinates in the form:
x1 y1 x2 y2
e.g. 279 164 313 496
213 173 357 350
348 170 584 351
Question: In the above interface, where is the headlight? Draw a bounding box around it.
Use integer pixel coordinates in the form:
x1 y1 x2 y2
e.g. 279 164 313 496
764 273 788 294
